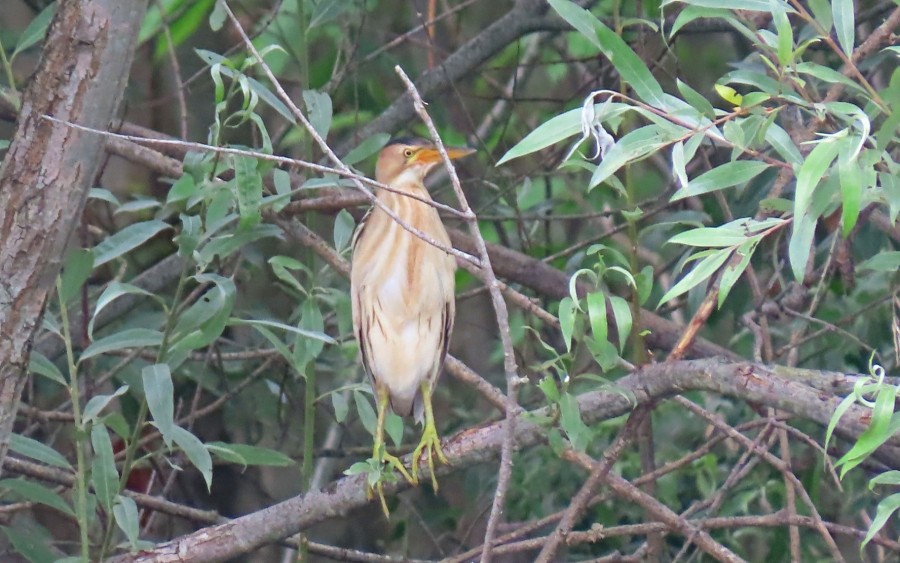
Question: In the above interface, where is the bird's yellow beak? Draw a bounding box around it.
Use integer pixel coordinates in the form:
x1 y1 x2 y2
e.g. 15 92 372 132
412 145 476 164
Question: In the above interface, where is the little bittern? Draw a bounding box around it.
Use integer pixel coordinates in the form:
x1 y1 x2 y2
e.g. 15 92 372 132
351 137 473 513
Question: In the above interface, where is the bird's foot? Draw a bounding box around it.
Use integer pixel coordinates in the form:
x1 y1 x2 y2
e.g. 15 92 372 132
364 448 414 517
411 421 448 491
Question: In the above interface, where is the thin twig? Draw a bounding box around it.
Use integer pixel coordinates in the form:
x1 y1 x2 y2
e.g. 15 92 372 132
393 66 523 563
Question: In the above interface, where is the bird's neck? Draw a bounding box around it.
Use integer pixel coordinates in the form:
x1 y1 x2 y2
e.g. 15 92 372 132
376 170 434 208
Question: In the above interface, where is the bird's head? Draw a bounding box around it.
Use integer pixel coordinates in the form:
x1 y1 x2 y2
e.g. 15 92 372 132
375 137 475 186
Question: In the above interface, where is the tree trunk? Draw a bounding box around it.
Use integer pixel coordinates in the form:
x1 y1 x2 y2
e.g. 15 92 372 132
0 0 147 476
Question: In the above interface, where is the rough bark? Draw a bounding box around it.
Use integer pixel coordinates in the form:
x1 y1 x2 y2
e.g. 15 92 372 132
0 0 147 476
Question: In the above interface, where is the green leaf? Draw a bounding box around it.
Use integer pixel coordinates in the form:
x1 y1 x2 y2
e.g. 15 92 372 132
672 161 770 201
0 524 58 563
81 328 164 361
591 125 677 188
659 248 732 306
343 133 391 166
143 364 176 448
676 79 715 119
28 352 66 386
233 155 262 229
497 107 583 166
332 391 349 423
90 425 119 512
167 174 197 205
333 209 355 253
608 296 632 353
89 188 122 207
863 493 900 549
116 198 161 215
790 139 841 281
172 426 213 490
718 238 758 307
549 0 665 109
9 434 72 470
10 2 56 61
353 391 377 437
662 0 791 11
206 442 294 467
0 478 74 516
167 274 237 363
858 252 900 273
83 385 130 425
208 0 226 31
385 412 404 448
839 155 862 237
558 296 577 353
586 292 607 344
303 90 333 138
93 220 170 267
234 318 336 344
831 0 855 58
113 495 141 550
59 248 94 304
271 168 292 212
559 393 591 452
836 383 895 478
89 281 157 339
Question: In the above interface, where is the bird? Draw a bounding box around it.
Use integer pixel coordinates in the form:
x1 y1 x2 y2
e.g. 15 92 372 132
350 137 474 513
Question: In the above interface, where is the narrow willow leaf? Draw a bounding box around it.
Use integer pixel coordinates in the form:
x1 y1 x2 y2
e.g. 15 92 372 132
90 425 119 512
790 139 841 280
672 161 770 201
9 434 72 470
28 352 66 386
549 0 665 109
303 90 333 138
113 495 141 550
832 0 855 57
83 385 130 425
143 364 175 448
676 79 715 119
497 107 583 166
658 248 732 306
0 478 74 517
559 296 577 353
333 209 356 252
590 125 675 188
59 249 94 304
93 221 170 267
81 329 163 361
171 426 213 491
608 296 632 353
233 155 262 229
343 133 391 166
10 3 56 60
353 391 377 437
586 291 607 344
858 252 900 273
671 141 687 189
839 155 862 237
718 238 759 307
862 493 900 549
662 0 791 10
89 282 158 339
206 443 295 467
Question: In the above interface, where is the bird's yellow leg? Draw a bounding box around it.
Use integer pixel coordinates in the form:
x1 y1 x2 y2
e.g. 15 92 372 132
411 382 449 491
369 386 413 516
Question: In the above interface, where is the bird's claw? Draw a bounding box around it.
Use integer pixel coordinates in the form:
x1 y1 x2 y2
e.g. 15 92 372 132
411 422 448 491
366 450 414 518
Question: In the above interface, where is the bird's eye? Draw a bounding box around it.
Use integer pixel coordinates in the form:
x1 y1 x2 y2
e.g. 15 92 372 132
403 148 414 158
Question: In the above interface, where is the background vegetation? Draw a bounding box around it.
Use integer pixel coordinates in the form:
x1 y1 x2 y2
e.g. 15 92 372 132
0 0 898 561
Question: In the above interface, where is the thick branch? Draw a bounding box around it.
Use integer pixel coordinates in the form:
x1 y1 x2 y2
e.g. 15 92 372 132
107 359 890 562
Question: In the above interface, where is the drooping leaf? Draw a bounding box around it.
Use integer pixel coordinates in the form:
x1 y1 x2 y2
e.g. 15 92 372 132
93 221 170 267
143 364 176 448
0 478 74 517
90 425 119 512
9 434 72 470
81 329 164 361
171 426 213 491
113 495 141 551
